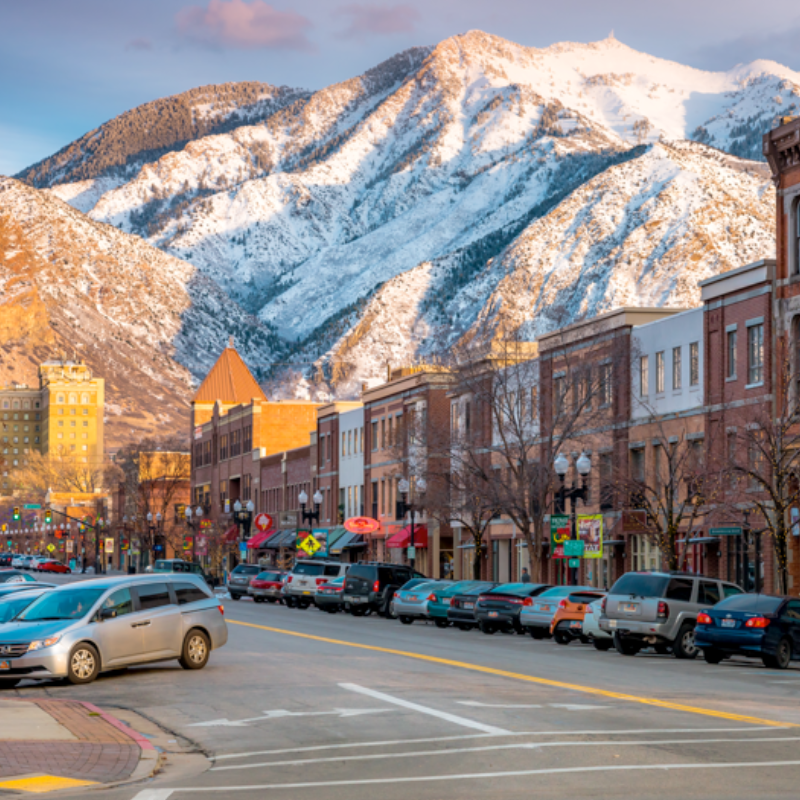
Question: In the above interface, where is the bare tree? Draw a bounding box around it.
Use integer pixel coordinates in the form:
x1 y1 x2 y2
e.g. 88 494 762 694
10 450 120 501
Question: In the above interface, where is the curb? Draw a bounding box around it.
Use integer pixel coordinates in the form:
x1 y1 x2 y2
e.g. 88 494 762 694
79 702 156 751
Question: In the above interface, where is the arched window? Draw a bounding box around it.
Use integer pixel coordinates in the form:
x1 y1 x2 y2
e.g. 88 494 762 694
68 393 77 404
81 393 89 404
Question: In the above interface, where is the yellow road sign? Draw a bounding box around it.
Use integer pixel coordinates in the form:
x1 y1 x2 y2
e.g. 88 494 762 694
298 535 321 556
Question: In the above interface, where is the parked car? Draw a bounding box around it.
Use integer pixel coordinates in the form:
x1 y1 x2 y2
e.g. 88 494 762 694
549 590 607 645
0 573 227 688
284 560 350 609
11 556 25 569
476 583 552 634
315 576 347 613
0 583 57 600
343 563 423 617
0 588 52 625
0 554 12 567
389 578 430 618
447 583 497 630
20 556 35 570
0 571 36 585
581 598 613 650
599 571 743 658
248 570 287 603
427 581 487 628
695 593 800 669
154 559 210 584
226 564 262 600
520 585 592 639
394 581 452 625
37 560 71 574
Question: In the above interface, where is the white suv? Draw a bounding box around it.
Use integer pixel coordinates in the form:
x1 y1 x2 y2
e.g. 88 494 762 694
284 560 349 609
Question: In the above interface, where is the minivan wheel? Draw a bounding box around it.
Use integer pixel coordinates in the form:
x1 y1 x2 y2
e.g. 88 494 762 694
179 629 210 670
673 624 699 660
67 643 100 685
613 632 641 656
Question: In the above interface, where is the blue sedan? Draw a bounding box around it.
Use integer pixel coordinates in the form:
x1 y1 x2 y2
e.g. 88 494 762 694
695 593 800 669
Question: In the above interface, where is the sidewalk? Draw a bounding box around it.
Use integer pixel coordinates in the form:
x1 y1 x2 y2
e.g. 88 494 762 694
0 698 158 794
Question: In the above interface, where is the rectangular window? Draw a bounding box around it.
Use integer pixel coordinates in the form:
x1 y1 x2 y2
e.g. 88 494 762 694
242 425 252 453
655 351 665 393
371 421 378 451
451 402 458 434
748 324 764 384
599 453 614 510
727 330 737 378
630 448 645 485
464 400 471 436
381 418 386 450
672 346 682 390
600 363 612 407
639 356 649 397
554 375 566 407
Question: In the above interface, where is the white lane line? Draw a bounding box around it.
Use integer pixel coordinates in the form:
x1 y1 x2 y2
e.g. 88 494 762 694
210 726 776 761
338 683 510 735
550 704 607 711
189 708 386 728
209 735 800 772
458 701 543 708
130 791 174 800
154 760 800 792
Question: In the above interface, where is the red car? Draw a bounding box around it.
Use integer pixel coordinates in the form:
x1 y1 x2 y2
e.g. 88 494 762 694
38 560 71 574
247 570 286 603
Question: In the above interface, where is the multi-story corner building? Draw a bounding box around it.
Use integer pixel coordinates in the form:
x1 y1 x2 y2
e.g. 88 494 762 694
1 360 105 495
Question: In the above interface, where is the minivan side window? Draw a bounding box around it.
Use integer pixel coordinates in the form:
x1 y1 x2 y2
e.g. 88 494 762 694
174 582 210 605
101 588 134 617
698 581 721 606
135 583 173 610
665 578 694 602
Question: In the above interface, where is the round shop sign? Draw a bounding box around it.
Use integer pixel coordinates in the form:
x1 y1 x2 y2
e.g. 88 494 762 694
254 513 274 533
344 516 380 535
47 543 55 552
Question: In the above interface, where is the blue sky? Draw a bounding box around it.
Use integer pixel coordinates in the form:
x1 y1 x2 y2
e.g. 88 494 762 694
3 0 800 176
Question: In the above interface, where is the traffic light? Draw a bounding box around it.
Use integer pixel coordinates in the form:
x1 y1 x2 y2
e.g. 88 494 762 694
12 507 20 521
44 509 52 524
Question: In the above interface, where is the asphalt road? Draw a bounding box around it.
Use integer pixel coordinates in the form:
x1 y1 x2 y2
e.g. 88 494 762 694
8 577 800 799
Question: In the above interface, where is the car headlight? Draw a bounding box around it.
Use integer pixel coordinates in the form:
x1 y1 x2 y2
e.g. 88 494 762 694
27 635 61 652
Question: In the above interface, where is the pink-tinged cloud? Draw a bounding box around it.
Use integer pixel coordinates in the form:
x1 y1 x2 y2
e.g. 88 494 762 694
125 37 154 52
176 0 314 51
335 3 420 39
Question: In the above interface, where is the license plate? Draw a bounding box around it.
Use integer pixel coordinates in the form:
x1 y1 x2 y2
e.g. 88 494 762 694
608 619 618 628
539 605 551 612
489 611 499 618
0 661 9 671
721 619 736 628
303 591 311 595
622 603 638 613
464 602 474 609
408 595 417 601
570 621 582 628
351 597 363 603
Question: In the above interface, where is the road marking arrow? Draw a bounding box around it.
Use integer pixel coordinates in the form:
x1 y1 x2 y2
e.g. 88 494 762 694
189 708 387 728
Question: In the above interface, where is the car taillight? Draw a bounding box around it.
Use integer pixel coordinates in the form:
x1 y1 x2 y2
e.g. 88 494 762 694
477 595 488 602
315 578 327 585
373 580 380 593
745 616 771 628
218 605 224 615
335 586 344 592
427 593 437 602
522 597 533 606
558 599 567 609
287 575 292 583
394 592 399 598
450 598 456 606
657 601 669 618
697 612 712 625
601 597 607 614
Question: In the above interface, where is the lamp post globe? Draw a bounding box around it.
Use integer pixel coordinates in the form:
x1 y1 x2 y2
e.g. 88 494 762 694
576 452 592 476
195 506 203 518
233 499 242 514
298 490 308 506
185 507 192 520
312 490 323 506
554 453 569 477
398 478 410 495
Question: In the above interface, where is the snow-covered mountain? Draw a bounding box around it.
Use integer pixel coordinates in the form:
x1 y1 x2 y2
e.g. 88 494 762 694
17 31 789 398
0 177 280 445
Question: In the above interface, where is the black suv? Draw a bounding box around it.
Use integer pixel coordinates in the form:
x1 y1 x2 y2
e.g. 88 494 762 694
343 562 425 617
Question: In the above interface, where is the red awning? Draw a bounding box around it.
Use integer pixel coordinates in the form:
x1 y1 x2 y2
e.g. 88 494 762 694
385 524 428 549
246 529 276 549
223 524 240 543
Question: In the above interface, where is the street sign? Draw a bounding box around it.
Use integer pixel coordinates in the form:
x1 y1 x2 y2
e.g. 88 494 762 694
298 535 321 556
104 537 114 554
550 514 570 559
47 543 55 552
239 542 247 556
254 513 274 533
66 540 74 553
568 558 580 568
709 526 743 537
407 546 416 559
563 540 585 557
24 504 41 510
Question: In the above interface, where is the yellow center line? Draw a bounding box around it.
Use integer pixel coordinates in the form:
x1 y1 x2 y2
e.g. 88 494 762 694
229 619 797 729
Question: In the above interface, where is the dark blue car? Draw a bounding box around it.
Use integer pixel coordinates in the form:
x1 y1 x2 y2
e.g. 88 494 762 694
695 594 800 669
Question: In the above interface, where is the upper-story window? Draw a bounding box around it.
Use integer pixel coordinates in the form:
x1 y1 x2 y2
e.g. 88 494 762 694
81 393 89 404
655 351 665 394
242 425 252 453
56 394 64 404
672 346 682 390
220 434 228 461
639 356 649 397
68 393 77 404
599 363 612 407
690 342 699 386
12 400 19 410
748 323 764 385
727 329 738 379
22 400 29 409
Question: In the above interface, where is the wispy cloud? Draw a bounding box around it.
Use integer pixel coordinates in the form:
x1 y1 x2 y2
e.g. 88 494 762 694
125 37 154 52
334 3 420 40
176 0 314 51
691 21 800 70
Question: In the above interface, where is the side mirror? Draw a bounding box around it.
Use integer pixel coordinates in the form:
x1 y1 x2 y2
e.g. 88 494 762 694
98 608 117 621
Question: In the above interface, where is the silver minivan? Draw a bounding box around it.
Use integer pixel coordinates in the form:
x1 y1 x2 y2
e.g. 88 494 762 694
0 573 228 687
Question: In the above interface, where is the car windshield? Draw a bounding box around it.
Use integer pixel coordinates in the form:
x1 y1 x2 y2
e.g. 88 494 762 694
610 573 670 598
292 563 325 576
489 583 534 596
465 583 496 595
403 582 438 593
233 565 260 575
256 571 283 581
568 592 605 604
714 594 784 613
0 592 47 623
538 585 593 598
18 586 107 621
398 579 426 591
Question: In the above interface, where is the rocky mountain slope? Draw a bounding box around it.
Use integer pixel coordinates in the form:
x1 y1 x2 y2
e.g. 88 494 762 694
16 31 791 400
0 177 279 445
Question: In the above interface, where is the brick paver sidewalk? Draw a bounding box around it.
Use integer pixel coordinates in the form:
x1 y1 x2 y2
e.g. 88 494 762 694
0 698 152 789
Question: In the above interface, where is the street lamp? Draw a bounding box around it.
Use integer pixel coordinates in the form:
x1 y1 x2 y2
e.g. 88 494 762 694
397 476 426 572
233 499 256 561
298 490 323 526
185 505 206 563
554 452 591 586
147 512 163 566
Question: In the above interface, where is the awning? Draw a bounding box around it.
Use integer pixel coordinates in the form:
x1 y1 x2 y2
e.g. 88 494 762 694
265 529 297 549
386 524 428 549
223 524 239 543
329 530 365 554
321 526 348 555
246 529 277 549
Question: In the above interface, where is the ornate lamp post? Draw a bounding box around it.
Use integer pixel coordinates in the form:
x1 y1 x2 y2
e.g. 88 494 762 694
146 511 163 566
397 477 427 573
553 452 592 586
233 499 255 561
298 490 323 527
184 505 205 563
